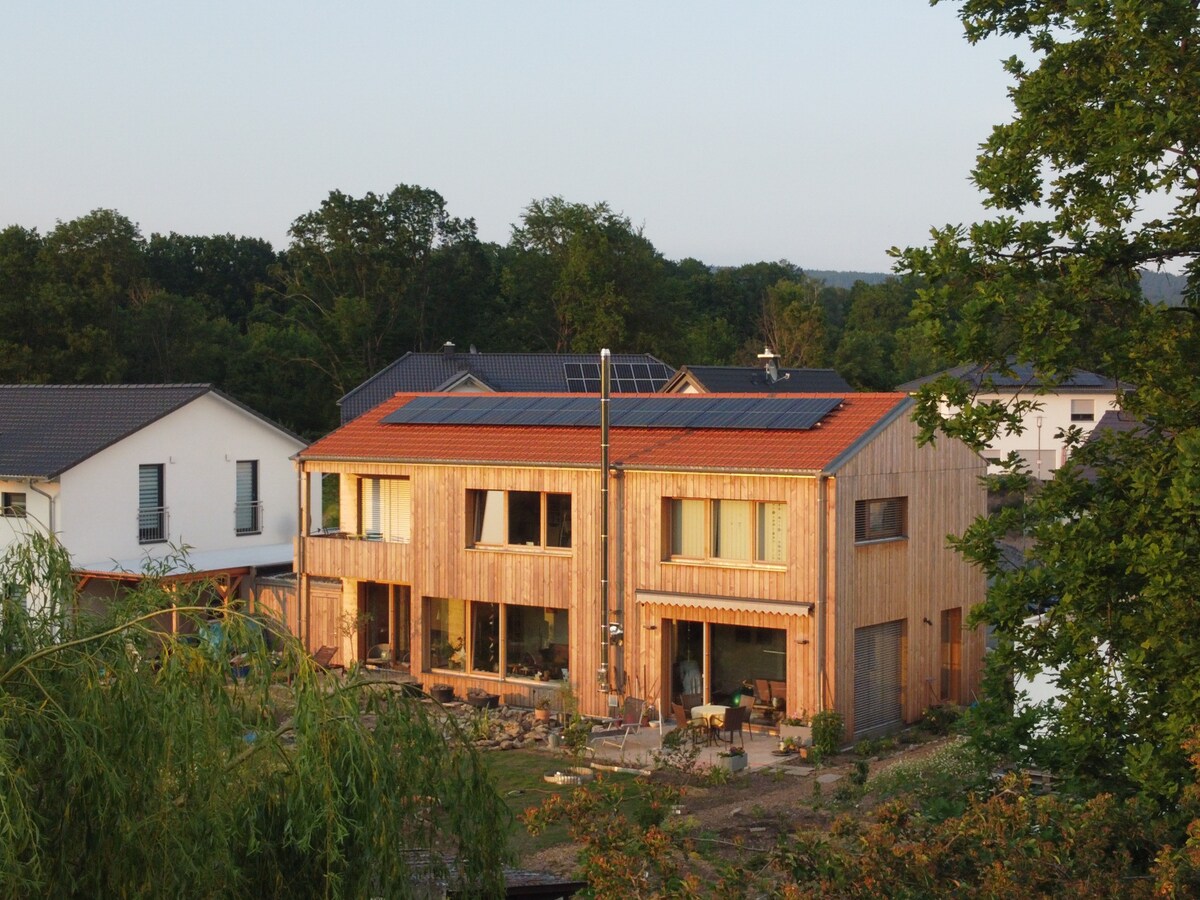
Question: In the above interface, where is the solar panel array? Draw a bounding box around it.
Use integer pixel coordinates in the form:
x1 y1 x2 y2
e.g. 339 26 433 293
563 361 673 393
382 395 844 431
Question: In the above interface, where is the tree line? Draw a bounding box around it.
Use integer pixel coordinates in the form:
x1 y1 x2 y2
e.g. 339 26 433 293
0 191 950 438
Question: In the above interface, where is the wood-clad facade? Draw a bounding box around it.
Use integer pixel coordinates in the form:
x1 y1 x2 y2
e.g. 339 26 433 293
295 393 987 731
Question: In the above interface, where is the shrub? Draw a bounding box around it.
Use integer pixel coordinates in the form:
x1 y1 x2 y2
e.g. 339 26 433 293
811 709 844 757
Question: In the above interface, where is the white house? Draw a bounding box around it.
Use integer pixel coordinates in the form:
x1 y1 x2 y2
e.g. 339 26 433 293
0 384 310 611
898 362 1129 479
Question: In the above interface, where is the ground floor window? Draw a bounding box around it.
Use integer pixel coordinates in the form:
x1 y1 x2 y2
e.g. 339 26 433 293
668 619 786 710
425 596 568 681
358 582 411 670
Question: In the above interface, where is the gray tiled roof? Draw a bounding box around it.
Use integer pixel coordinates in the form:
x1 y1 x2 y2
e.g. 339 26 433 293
667 365 852 393
1 384 241 479
897 360 1131 393
339 350 675 423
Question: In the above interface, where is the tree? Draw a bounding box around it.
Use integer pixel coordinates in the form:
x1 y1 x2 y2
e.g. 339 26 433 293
0 534 511 897
896 0 1200 809
501 197 668 353
269 186 484 400
757 276 829 367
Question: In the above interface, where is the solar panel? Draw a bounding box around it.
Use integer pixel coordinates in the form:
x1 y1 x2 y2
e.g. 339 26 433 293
561 361 672 393
383 395 844 431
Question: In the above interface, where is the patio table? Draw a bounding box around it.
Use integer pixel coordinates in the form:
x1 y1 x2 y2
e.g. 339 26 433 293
691 704 728 745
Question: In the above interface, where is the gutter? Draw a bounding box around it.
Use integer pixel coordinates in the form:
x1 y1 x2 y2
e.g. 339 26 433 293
27 479 55 534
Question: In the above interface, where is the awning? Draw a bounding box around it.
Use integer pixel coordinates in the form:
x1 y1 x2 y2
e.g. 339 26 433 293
635 590 812 618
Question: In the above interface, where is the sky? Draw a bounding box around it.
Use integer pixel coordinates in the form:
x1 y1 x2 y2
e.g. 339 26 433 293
1 2 1022 273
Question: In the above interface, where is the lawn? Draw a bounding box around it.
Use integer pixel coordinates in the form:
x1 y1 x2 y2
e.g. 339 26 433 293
481 749 647 860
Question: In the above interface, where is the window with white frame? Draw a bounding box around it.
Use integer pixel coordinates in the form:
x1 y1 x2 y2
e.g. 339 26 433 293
1070 399 1095 422
1 492 26 518
854 497 907 543
358 476 411 542
235 460 261 535
468 490 571 549
667 498 787 564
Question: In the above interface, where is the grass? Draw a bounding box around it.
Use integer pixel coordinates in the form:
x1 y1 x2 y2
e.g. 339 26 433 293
481 749 645 859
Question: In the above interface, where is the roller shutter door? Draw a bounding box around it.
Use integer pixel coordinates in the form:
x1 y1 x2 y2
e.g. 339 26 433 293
854 620 904 737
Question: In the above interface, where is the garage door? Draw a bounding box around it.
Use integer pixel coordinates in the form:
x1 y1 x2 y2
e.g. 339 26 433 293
854 620 904 737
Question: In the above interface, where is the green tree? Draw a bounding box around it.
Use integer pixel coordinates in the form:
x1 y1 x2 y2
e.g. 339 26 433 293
501 197 669 353
0 534 511 897
269 186 483 399
896 0 1200 808
758 276 829 367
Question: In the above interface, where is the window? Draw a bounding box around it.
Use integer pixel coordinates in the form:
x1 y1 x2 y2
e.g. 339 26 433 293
235 460 261 535
1 492 26 518
426 596 569 680
138 464 166 543
505 606 569 680
1070 399 1095 422
855 497 907 543
358 477 411 542
468 490 571 549
666 498 787 564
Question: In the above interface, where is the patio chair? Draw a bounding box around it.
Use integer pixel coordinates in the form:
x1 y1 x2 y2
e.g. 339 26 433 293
679 692 702 712
721 704 750 747
589 697 645 758
310 645 345 673
364 643 393 667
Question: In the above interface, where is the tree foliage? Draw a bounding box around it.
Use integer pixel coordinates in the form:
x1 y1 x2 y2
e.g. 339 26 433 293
895 0 1200 810
0 534 511 897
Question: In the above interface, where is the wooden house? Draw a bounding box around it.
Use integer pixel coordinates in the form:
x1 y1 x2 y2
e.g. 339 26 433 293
295 390 986 737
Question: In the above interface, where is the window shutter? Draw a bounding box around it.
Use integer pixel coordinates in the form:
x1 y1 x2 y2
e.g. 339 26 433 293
854 620 904 737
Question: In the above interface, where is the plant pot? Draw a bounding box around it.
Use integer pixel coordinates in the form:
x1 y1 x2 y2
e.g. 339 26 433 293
719 753 748 773
465 691 499 709
534 706 551 722
429 685 454 704
779 723 812 745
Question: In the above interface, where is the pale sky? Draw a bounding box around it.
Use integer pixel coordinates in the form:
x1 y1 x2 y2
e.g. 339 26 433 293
1 2 1020 273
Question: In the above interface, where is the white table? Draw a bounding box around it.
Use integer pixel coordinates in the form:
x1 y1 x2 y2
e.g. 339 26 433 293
691 704 728 744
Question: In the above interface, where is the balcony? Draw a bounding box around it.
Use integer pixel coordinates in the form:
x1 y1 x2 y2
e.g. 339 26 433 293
235 500 263 536
302 530 414 580
138 506 168 544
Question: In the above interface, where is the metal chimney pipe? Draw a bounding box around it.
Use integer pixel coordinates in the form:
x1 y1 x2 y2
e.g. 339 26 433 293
598 349 611 690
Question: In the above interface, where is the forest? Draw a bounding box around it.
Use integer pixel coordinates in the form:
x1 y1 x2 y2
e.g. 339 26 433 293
0 192 952 438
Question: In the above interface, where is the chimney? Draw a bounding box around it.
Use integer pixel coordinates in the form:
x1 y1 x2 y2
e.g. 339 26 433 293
442 341 456 358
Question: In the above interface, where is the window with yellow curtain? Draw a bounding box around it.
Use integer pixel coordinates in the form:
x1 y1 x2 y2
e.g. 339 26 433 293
756 501 787 562
670 499 706 557
713 499 752 560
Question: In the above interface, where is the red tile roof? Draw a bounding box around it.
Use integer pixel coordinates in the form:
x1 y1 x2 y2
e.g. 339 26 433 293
301 392 911 473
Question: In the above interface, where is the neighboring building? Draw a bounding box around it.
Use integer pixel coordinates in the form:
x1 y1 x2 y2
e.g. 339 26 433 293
0 384 310 615
897 361 1130 479
338 343 675 423
295 390 986 738
661 348 852 394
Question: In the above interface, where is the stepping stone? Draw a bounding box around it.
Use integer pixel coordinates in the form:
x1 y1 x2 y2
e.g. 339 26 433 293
817 773 842 784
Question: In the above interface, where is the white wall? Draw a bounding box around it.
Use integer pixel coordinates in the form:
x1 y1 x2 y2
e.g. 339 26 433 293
977 391 1120 478
56 392 307 568
0 478 57 555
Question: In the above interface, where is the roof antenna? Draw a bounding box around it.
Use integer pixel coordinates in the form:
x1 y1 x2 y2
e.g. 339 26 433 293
757 347 789 384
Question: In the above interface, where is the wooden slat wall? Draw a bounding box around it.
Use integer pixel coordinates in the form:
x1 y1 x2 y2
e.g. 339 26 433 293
831 415 986 734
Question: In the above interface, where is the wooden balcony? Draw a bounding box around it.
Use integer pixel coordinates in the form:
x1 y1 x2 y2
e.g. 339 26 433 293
301 532 415 582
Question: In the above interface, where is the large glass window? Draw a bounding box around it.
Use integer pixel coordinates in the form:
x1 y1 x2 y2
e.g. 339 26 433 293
426 597 466 671
667 498 786 565
469 490 572 550
426 597 569 680
471 602 500 673
505 606 570 681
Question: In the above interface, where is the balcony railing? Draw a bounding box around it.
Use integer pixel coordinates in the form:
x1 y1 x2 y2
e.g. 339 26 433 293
138 506 168 544
235 500 263 535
